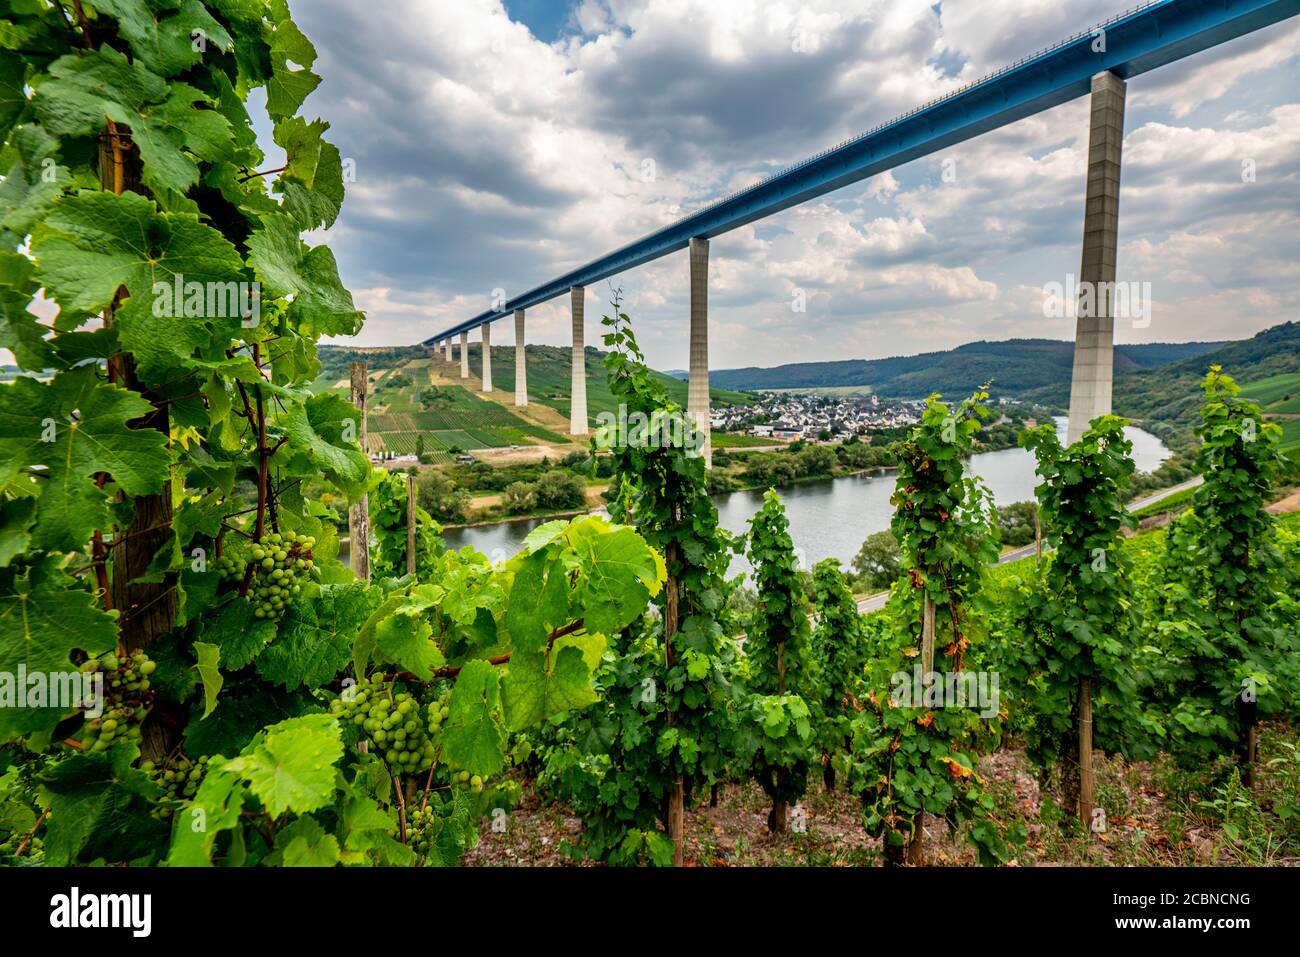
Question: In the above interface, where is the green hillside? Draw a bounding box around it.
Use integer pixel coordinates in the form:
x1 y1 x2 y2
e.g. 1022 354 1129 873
707 338 1224 395
1022 322 1300 430
502 344 753 419
1239 371 1300 413
312 344 753 453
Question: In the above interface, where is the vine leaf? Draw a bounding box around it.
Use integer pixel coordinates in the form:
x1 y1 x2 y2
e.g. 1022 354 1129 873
0 368 171 552
265 15 321 119
0 124 72 248
193 640 222 718
339 793 413 866
31 190 247 382
194 596 276 671
0 51 25 139
247 212 362 336
271 814 340 866
501 643 596 731
34 47 233 195
93 0 235 78
165 766 246 866
224 713 343 818
277 392 371 498
442 660 506 776
256 582 377 690
0 250 55 371
38 749 167 866
573 521 665 636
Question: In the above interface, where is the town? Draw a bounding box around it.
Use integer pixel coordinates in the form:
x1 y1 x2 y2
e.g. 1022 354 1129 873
713 392 929 440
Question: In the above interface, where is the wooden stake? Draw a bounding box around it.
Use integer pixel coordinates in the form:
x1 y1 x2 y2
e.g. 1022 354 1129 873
908 592 937 866
406 473 417 575
1079 677 1095 831
349 363 371 582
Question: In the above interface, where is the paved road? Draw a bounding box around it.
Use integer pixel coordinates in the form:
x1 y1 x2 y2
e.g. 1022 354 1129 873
854 477 1205 614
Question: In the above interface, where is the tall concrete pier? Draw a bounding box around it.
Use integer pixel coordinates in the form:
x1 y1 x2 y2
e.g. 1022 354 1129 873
444 338 451 362
514 308 527 407
481 322 493 392
459 331 469 379
570 286 588 436
688 237 711 466
1066 71 1126 445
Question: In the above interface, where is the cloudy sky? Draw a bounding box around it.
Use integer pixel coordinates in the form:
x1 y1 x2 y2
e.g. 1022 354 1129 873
282 0 1299 371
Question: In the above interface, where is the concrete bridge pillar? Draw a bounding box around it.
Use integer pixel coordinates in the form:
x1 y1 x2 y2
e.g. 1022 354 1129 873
481 322 493 392
459 331 469 379
1067 71 1126 445
688 237 711 466
444 338 451 362
514 308 527 407
570 286 588 436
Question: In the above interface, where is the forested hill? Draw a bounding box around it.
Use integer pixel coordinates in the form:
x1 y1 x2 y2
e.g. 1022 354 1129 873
707 338 1224 394
1022 321 1300 425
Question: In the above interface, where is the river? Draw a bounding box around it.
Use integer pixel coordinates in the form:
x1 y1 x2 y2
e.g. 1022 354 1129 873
440 418 1170 576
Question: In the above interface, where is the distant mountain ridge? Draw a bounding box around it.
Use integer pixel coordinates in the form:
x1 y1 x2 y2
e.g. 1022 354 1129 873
707 338 1227 395
1022 321 1300 425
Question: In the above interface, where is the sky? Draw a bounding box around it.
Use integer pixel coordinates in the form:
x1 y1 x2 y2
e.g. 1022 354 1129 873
52 0 1300 372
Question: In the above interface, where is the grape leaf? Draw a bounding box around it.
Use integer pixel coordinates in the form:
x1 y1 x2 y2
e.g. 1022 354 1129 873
255 582 378 689
34 47 232 195
265 15 320 119
271 814 339 866
165 765 246 866
193 640 222 718
39 749 167 866
247 212 362 336
503 547 572 654
501 644 597 731
339 792 412 866
573 522 664 635
272 116 344 230
0 50 25 138
0 250 55 371
194 597 276 671
224 713 343 817
0 124 71 248
31 190 248 383
277 391 371 498
442 660 506 775
0 367 172 551
93 0 234 78
0 555 118 680
373 611 444 676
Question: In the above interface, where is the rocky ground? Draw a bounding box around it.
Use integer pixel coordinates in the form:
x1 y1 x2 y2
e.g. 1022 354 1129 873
463 725 1300 867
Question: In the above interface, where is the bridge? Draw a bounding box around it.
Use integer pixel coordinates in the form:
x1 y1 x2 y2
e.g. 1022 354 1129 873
421 0 1300 462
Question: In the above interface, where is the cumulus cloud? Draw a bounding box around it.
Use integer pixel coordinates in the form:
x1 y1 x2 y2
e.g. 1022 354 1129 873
272 0 1300 370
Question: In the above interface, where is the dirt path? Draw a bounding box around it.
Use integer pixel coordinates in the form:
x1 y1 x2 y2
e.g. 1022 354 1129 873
1267 488 1300 514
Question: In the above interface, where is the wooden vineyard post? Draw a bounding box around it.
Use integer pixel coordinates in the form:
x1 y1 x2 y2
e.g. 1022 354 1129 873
907 593 937 865
1034 509 1043 566
406 473 417 575
1079 677 1095 831
349 362 371 581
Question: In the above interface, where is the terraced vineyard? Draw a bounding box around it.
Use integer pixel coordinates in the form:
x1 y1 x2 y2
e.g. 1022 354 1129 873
315 355 570 455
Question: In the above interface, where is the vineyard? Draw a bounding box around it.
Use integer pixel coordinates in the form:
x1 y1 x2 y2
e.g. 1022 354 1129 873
0 0 1298 891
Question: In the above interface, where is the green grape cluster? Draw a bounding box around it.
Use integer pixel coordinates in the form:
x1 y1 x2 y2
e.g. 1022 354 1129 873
407 804 440 857
215 552 246 583
245 530 317 621
331 675 435 773
452 769 484 794
426 692 451 736
143 754 211 812
0 832 42 860
79 651 155 752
